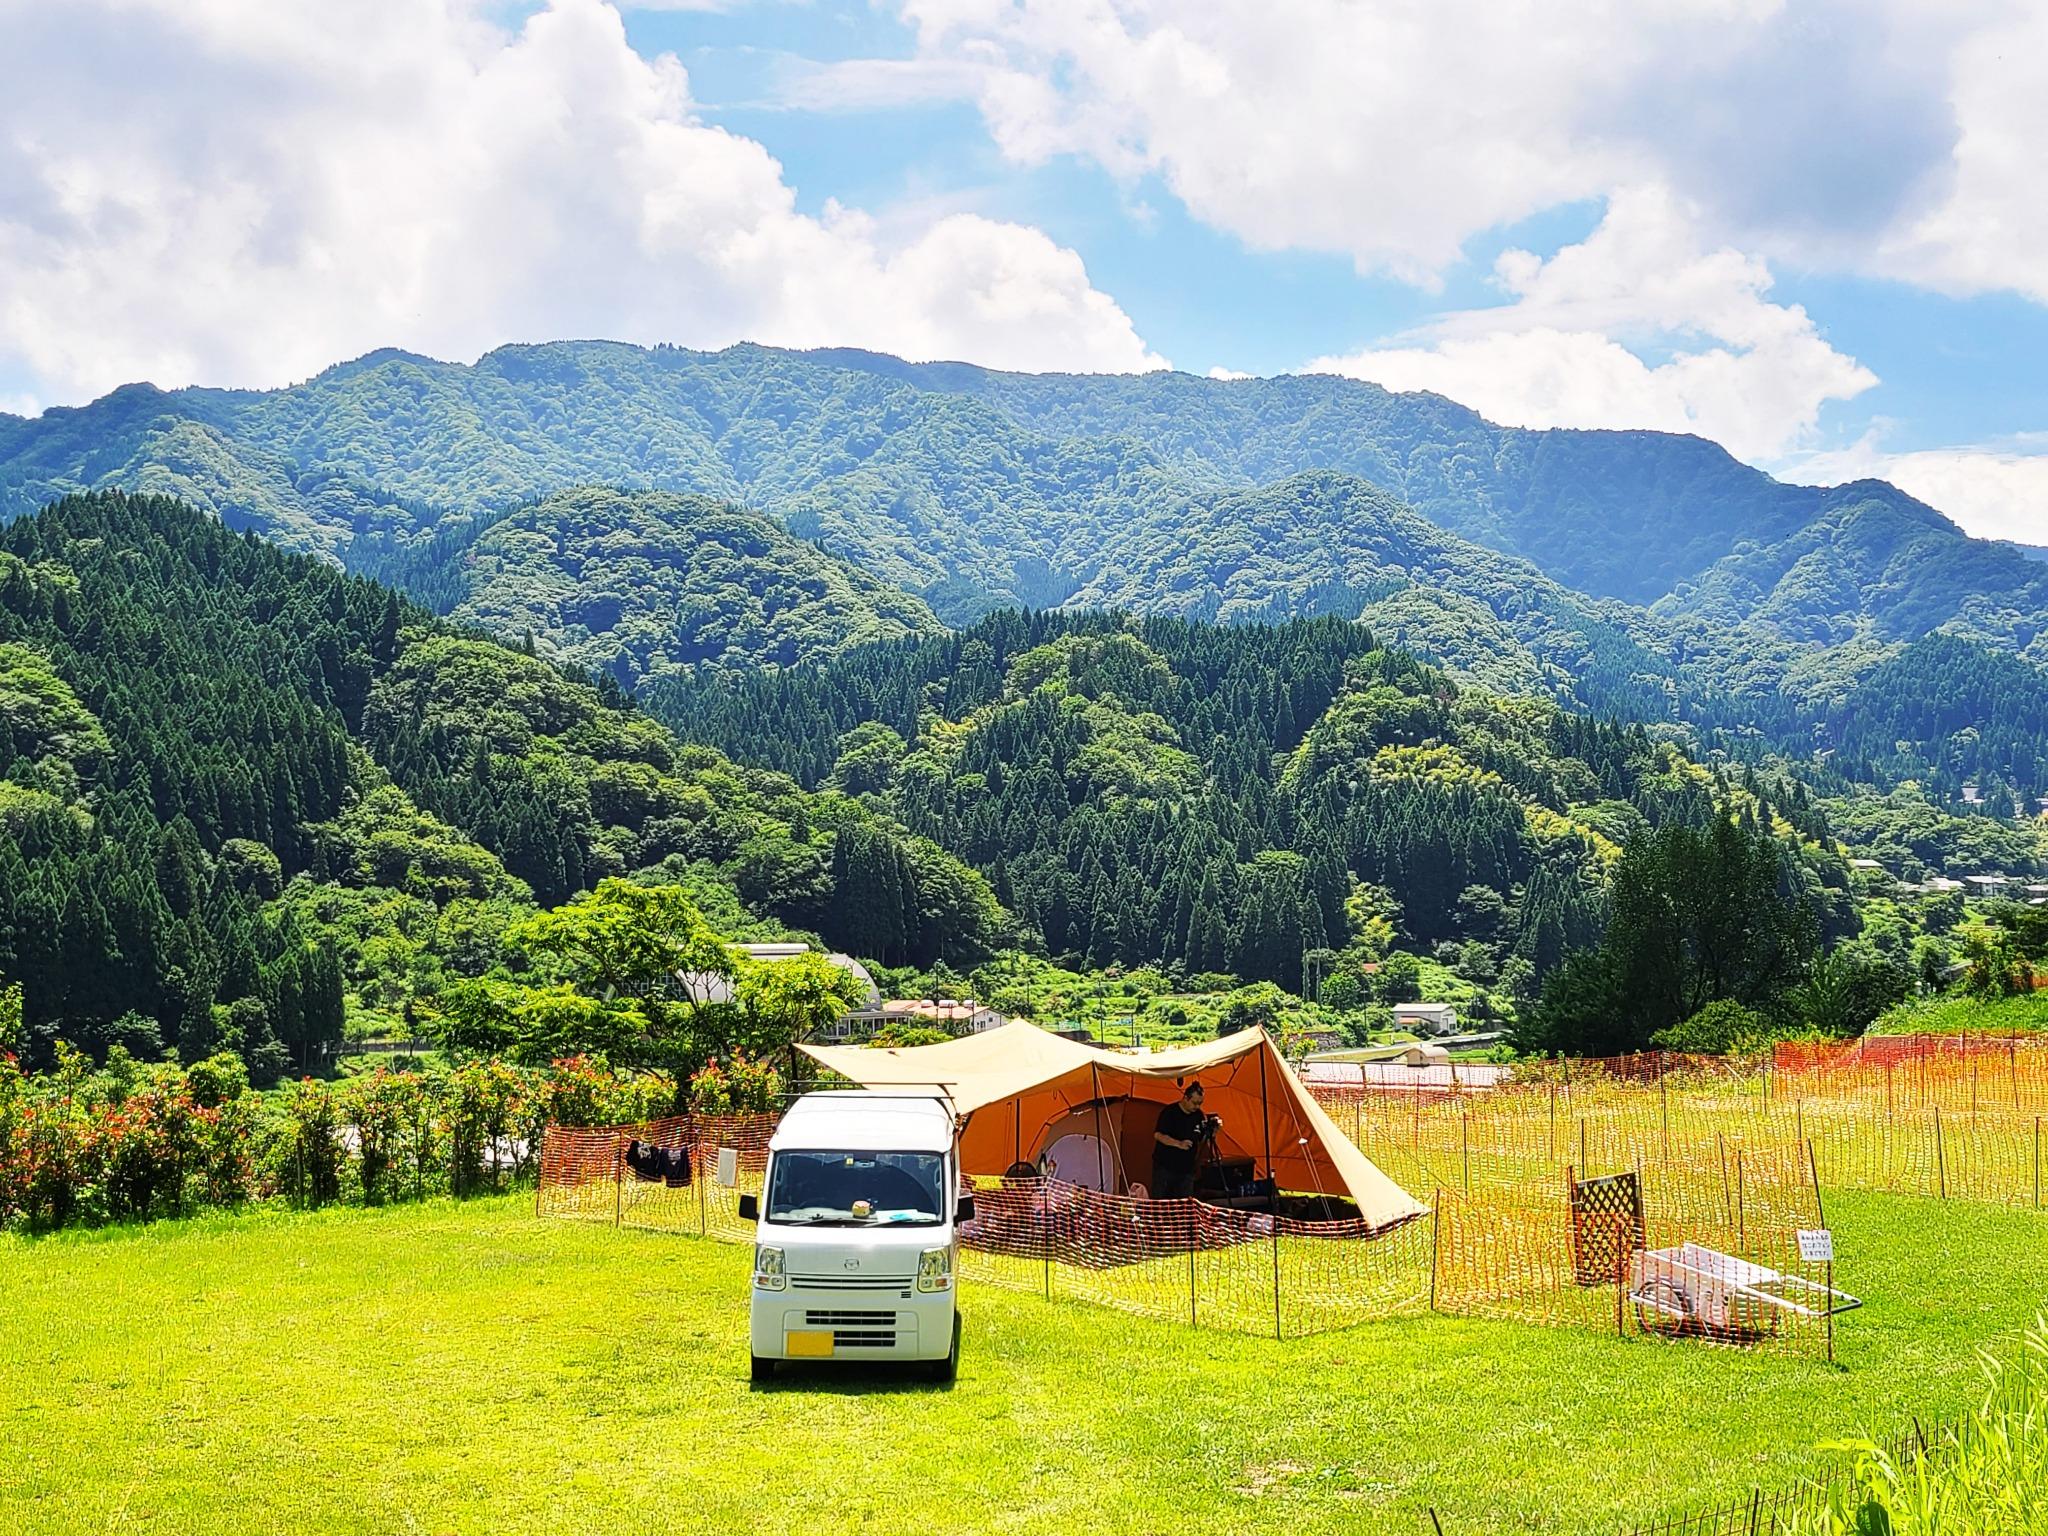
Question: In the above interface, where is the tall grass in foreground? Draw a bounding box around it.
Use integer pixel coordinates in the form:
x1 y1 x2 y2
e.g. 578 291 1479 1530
1790 1319 2048 1534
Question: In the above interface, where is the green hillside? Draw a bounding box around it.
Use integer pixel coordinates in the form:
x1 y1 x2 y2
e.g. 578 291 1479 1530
644 610 1855 1001
355 486 943 681
0 491 998 1075
1058 469 1678 719
1659 482 2048 664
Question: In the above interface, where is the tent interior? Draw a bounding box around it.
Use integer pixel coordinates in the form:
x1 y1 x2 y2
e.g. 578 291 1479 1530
798 1022 1425 1231
1016 1092 1291 1206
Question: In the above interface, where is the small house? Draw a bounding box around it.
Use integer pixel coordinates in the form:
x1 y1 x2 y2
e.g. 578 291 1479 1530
1391 1002 1459 1037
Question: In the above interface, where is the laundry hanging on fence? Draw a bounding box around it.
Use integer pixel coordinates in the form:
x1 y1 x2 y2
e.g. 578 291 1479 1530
626 1139 661 1181
623 1139 695 1186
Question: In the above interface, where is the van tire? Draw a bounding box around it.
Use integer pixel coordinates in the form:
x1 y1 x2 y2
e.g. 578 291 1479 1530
926 1315 961 1385
750 1353 774 1384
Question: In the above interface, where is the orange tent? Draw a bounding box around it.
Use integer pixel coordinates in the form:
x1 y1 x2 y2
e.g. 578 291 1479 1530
798 1022 1424 1231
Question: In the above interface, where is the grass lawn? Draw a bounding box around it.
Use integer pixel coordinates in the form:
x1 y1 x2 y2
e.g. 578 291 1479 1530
1869 989 2048 1036
4 1191 2046 1536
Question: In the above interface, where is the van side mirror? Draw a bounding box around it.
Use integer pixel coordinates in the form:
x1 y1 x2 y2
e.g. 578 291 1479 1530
737 1194 759 1221
955 1194 975 1224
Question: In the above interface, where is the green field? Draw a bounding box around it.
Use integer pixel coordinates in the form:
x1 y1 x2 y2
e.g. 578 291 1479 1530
1869 989 2048 1037
4 1191 2046 1535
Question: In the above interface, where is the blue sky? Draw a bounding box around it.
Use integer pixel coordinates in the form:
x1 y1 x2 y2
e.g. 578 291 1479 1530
2 0 2044 541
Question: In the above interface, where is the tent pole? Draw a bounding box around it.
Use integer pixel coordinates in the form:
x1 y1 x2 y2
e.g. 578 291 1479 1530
1259 1043 1281 1339
1089 1064 1110 1194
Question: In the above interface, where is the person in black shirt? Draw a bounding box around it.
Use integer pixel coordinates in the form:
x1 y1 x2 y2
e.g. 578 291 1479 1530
1152 1082 1212 1199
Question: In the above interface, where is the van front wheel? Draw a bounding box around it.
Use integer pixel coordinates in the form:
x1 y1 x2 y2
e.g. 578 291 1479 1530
750 1353 774 1384
926 1315 960 1385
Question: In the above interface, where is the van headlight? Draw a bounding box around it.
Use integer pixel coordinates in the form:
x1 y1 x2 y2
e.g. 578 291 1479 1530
753 1245 786 1291
916 1246 953 1293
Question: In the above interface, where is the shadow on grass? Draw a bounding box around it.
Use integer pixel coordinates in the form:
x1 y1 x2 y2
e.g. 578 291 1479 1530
750 1362 956 1395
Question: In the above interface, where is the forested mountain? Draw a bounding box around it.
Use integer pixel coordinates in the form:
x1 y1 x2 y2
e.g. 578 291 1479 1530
1658 483 2048 663
0 492 998 1075
1816 636 2048 807
352 486 942 681
820 351 1818 604
4 341 2041 647
646 611 1855 996
4 341 2044 804
1054 469 1678 719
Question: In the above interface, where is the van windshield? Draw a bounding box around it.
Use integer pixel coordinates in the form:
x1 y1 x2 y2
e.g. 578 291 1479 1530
765 1150 948 1226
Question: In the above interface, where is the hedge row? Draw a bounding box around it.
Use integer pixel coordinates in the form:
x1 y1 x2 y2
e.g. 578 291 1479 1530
0 1047 705 1231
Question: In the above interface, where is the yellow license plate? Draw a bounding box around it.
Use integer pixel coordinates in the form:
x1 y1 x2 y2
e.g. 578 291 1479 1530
784 1330 835 1359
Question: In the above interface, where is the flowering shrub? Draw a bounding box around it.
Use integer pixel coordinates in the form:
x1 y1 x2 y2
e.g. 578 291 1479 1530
339 1068 425 1205
284 1078 344 1207
448 1057 530 1195
0 1051 685 1233
97 1080 200 1220
0 1050 24 1225
536 1054 673 1130
688 1051 783 1116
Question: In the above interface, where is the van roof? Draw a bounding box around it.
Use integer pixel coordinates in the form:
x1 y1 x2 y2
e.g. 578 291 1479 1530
770 1092 956 1153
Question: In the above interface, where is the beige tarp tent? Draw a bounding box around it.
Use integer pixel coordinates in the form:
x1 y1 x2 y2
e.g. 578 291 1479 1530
799 1022 1425 1231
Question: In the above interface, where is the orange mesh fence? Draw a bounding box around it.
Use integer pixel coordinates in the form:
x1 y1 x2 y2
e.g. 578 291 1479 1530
539 1050 1913 1350
955 1177 1433 1337
1308 1064 1849 1355
537 1114 776 1241
1420 1139 1838 1355
1312 1034 2048 1211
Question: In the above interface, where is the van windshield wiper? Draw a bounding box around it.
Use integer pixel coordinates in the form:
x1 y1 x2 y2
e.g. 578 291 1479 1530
772 1212 942 1226
773 1214 873 1226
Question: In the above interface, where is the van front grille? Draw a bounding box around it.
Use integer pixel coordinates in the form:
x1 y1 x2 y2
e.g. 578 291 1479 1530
790 1274 913 1291
832 1329 897 1349
804 1310 895 1327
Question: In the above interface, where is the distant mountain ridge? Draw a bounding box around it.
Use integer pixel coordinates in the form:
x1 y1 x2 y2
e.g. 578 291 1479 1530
0 341 2030 612
2 342 2044 721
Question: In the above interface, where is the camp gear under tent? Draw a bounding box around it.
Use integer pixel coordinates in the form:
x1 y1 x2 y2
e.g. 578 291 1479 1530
798 1022 1426 1231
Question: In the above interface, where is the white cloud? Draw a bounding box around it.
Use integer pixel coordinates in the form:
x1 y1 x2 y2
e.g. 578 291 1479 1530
1205 366 1251 381
0 0 1164 409
1876 5 2048 302
899 0 1644 283
1306 189 1877 463
895 0 2043 302
1790 437 2048 546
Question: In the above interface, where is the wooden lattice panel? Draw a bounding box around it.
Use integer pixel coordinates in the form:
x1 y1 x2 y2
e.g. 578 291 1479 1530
1570 1171 1645 1287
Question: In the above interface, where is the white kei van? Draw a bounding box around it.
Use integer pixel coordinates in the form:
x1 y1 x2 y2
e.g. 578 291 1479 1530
738 1093 969 1383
